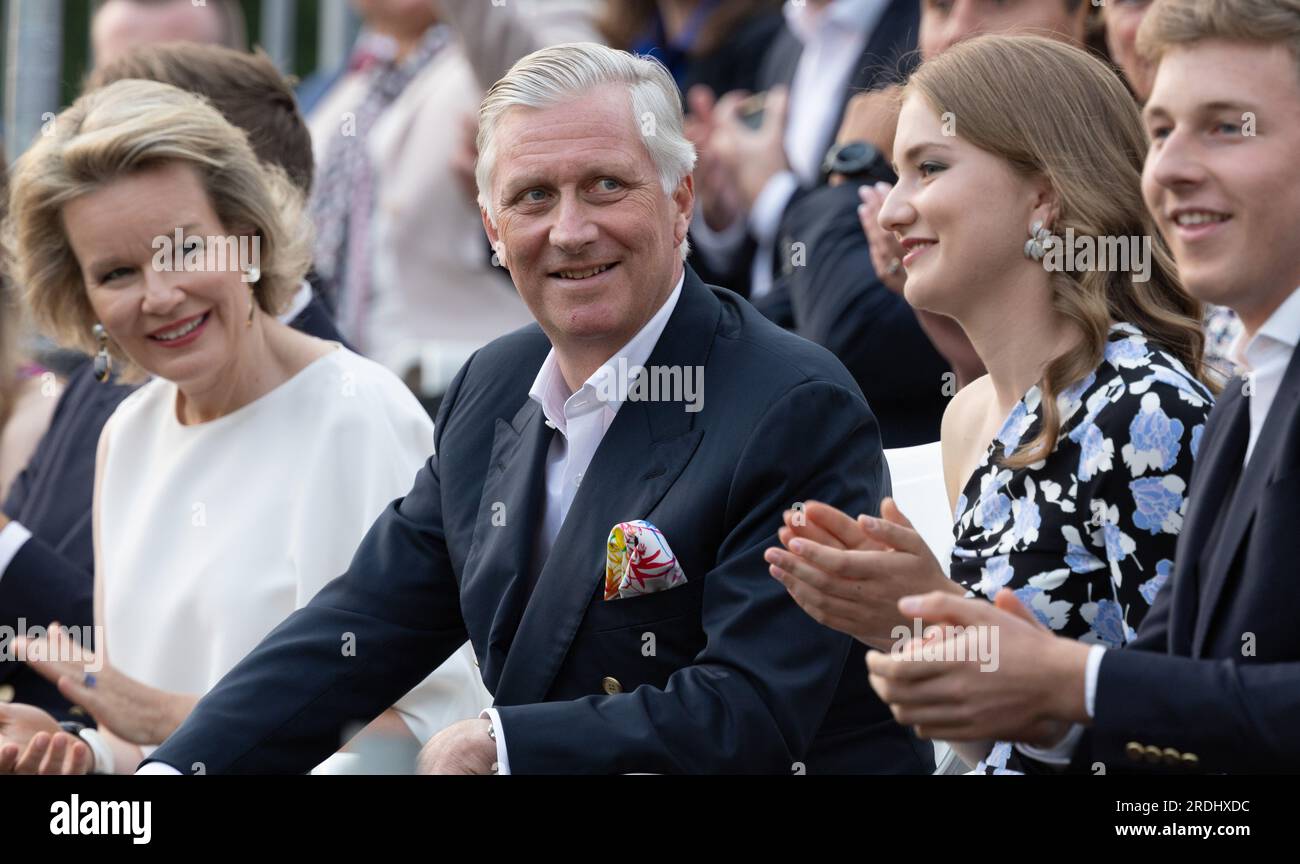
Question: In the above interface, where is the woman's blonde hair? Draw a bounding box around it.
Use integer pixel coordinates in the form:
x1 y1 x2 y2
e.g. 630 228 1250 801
3 78 312 366
905 34 1214 468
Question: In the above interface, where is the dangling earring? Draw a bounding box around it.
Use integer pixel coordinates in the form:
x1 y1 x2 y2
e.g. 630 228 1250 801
92 324 112 383
244 266 261 327
1024 220 1054 262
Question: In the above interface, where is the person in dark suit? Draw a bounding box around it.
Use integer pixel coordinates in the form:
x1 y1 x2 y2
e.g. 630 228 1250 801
129 43 933 775
0 44 347 722
687 0 920 299
863 0 1300 773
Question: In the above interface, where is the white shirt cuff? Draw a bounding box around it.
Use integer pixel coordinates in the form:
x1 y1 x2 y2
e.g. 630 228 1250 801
0 520 33 584
135 761 183 775
747 170 799 248
1015 723 1084 767
481 708 510 775
1085 644 1106 719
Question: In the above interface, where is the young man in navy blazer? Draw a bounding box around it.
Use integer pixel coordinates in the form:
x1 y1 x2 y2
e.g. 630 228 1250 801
865 0 1300 774
130 43 933 775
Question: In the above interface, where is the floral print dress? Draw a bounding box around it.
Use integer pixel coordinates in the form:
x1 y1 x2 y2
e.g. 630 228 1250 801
948 323 1215 773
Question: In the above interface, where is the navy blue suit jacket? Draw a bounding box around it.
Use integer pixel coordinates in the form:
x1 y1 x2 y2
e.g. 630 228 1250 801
0 292 347 719
148 269 934 773
1068 344 1300 773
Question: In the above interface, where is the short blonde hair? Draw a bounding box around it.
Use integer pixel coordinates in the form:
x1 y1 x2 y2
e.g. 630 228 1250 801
1138 0 1300 78
3 78 311 362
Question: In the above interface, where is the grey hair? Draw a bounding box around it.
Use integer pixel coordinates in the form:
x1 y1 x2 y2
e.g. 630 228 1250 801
476 42 696 259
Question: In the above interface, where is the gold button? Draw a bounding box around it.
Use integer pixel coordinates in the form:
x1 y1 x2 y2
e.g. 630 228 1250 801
69 705 87 717
601 676 623 695
1125 741 1143 761
1144 745 1163 763
1162 748 1182 766
1182 752 1199 769
0 683 14 703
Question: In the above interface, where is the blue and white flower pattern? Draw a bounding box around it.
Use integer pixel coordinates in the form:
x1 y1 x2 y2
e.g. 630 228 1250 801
959 325 1213 776
953 323 1213 646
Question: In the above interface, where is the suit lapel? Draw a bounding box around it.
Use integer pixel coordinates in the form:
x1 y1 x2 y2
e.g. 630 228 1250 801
492 271 720 705
459 399 553 692
1193 347 1300 654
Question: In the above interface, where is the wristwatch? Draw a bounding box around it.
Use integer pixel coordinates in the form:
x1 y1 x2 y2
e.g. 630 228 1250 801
821 140 897 186
57 721 114 774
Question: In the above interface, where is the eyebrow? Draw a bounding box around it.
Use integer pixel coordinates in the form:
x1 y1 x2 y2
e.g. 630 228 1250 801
1143 100 1258 122
895 140 954 167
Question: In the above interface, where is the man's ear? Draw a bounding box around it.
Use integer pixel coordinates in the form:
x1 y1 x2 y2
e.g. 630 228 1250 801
672 174 695 249
481 207 506 268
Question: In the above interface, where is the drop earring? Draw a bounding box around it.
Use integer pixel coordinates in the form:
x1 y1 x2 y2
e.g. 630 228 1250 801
92 323 112 383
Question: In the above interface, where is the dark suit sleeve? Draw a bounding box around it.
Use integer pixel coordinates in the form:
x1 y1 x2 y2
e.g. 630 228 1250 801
1081 650 1300 773
786 185 949 414
495 380 886 773
0 536 95 634
145 361 477 774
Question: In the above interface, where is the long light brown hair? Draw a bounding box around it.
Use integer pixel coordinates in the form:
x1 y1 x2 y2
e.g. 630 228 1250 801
907 34 1214 468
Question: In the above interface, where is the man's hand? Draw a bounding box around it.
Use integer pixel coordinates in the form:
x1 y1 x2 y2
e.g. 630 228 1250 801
685 86 746 231
709 86 791 213
416 718 497 775
866 589 1092 746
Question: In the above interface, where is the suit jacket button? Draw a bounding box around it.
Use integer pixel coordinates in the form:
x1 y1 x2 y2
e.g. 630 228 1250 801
1181 752 1200 769
1144 745 1163 763
601 676 623 695
0 683 14 703
1162 748 1182 766
1125 741 1143 761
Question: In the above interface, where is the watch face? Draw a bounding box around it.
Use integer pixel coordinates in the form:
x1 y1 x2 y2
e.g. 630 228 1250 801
838 141 871 164
827 141 880 176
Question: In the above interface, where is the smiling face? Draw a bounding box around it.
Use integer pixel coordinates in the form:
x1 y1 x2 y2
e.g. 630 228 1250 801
879 93 1053 319
62 161 256 393
482 84 692 365
1142 40 1300 332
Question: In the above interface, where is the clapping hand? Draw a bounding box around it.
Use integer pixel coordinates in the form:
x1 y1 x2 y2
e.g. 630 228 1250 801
765 498 960 650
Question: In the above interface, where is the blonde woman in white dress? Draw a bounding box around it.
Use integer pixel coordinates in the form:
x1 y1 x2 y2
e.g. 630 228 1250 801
0 80 488 774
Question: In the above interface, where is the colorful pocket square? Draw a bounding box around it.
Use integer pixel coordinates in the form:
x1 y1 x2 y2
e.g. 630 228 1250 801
604 520 687 600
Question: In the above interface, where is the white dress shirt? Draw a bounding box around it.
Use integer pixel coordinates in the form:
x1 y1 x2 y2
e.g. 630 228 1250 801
483 274 685 774
692 0 886 299
1020 286 1300 767
0 281 318 587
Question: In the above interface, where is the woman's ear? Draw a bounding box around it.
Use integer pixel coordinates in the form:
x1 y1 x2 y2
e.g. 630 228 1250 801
1028 175 1060 233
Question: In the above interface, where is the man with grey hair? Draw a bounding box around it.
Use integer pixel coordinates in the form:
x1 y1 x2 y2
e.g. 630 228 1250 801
141 43 929 774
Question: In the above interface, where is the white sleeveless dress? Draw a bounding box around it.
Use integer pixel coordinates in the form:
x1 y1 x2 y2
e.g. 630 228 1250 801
97 346 490 758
